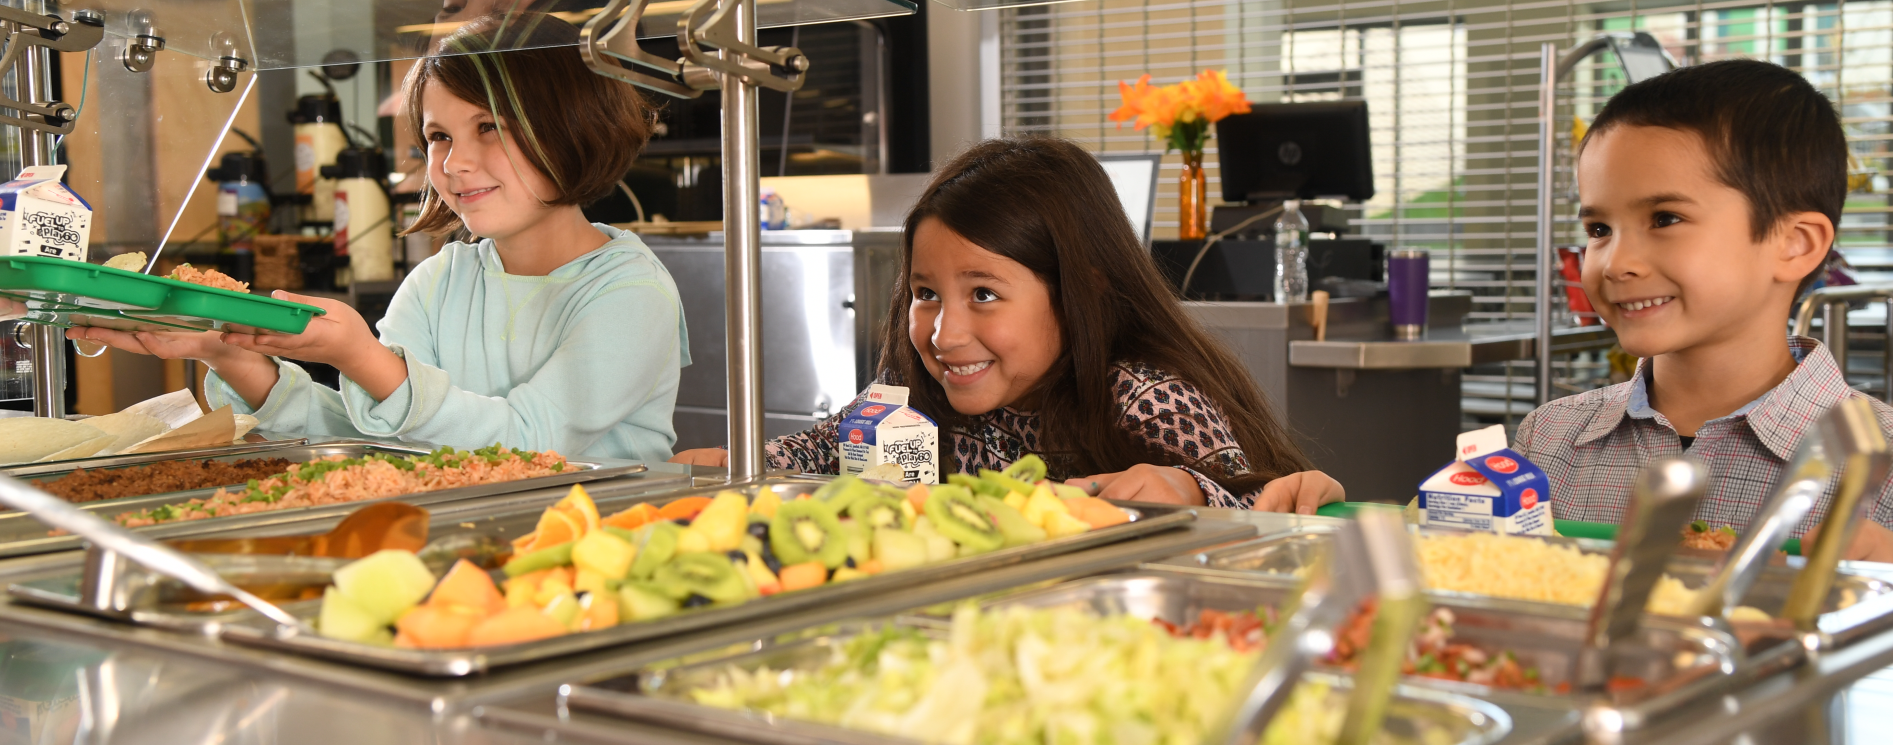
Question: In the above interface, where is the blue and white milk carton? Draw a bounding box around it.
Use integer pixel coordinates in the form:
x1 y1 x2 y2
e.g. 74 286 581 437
0 165 91 262
1417 424 1553 535
838 384 939 484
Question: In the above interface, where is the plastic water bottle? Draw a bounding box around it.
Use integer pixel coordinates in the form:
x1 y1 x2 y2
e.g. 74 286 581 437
1273 199 1309 303
760 188 788 230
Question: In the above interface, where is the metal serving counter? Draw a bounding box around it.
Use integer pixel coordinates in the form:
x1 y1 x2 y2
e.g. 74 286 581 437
643 230 904 450
0 507 1890 745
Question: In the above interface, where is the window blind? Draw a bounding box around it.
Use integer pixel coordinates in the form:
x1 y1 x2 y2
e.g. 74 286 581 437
999 0 1893 426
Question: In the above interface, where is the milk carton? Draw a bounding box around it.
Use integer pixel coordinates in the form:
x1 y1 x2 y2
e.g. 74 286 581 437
838 384 939 484
1417 424 1553 535
0 165 90 262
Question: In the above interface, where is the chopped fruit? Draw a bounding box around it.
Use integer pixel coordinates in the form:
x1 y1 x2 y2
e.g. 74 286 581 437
627 522 681 579
576 593 620 631
571 530 637 579
510 532 537 552
617 582 681 621
831 567 869 583
526 508 583 552
924 487 1005 552
778 561 828 592
466 606 569 646
1052 484 1090 501
982 496 1047 548
742 549 783 595
1022 485 1071 529
749 490 783 519
502 541 574 578
574 567 611 598
553 484 602 533
603 502 660 531
541 590 582 628
1045 510 1093 539
658 496 714 521
911 517 960 562
676 527 713 554
427 560 506 615
394 604 483 649
1064 496 1131 528
859 558 885 574
872 527 930 572
693 492 751 552
906 483 930 512
332 550 438 625
318 586 387 642
1004 491 1028 511
532 571 577 608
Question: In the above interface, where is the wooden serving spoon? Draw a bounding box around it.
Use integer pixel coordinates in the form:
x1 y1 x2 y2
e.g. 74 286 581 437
165 502 429 559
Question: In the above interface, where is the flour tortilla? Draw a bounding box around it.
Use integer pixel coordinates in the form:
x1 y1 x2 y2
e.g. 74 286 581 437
117 389 205 431
35 433 115 462
81 410 169 455
0 418 108 464
121 406 236 455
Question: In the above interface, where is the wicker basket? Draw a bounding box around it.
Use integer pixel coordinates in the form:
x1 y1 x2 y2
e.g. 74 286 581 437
253 235 304 292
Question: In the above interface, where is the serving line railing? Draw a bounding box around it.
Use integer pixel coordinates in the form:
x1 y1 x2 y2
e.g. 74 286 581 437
1793 283 1893 403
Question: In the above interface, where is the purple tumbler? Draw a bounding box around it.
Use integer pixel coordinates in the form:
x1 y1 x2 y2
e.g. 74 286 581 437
1388 248 1429 340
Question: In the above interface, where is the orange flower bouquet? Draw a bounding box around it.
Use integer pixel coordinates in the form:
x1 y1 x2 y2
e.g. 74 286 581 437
1110 70 1251 239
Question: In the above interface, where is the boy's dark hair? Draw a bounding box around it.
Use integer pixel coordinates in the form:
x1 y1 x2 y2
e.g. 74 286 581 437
1580 59 1846 296
881 138 1314 492
402 13 655 236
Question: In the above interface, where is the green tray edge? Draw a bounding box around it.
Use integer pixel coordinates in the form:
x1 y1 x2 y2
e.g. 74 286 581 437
1313 502 1803 555
0 257 327 334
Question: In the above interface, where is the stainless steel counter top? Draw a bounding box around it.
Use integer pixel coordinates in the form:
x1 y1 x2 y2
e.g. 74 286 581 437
1290 323 1619 369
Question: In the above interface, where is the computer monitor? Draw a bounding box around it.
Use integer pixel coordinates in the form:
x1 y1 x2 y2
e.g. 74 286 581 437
1216 102 1375 203
1096 153 1161 244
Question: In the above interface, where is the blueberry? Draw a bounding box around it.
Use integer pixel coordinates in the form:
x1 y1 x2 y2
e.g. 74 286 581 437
672 517 692 526
683 594 713 608
844 556 857 569
762 554 783 575
726 550 749 564
747 522 771 539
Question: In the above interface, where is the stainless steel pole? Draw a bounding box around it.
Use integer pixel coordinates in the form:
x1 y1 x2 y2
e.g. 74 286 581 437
1884 299 1892 403
1826 301 1849 385
20 39 63 418
721 0 765 480
1535 43 1556 407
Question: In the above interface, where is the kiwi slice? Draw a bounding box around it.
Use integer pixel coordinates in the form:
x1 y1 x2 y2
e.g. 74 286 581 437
924 485 1004 553
627 522 681 580
847 494 910 531
654 553 749 604
814 475 875 514
770 500 850 568
948 473 1005 500
1004 454 1048 483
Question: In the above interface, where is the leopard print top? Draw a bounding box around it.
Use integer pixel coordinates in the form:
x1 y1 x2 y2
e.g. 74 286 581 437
765 362 1263 509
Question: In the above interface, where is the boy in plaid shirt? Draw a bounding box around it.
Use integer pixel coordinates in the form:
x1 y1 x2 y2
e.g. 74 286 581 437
1515 59 1893 561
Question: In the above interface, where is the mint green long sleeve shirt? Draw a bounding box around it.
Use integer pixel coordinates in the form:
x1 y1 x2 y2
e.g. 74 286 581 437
205 224 689 462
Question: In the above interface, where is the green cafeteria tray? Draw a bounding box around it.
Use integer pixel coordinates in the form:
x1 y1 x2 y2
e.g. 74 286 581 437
1312 501 1804 555
0 256 323 333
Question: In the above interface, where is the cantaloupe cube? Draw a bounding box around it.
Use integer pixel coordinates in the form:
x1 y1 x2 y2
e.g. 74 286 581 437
394 604 485 649
427 560 506 615
466 606 569 646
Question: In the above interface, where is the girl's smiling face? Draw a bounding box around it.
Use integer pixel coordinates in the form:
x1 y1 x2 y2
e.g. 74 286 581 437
908 218 1064 415
421 84 562 241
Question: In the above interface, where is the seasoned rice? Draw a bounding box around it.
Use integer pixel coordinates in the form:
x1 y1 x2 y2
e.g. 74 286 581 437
116 445 565 526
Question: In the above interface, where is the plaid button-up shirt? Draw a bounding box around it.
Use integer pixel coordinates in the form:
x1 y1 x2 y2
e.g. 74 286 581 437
1515 337 1893 534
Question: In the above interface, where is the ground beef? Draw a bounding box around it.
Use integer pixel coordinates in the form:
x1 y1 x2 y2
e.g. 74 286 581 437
33 458 294 504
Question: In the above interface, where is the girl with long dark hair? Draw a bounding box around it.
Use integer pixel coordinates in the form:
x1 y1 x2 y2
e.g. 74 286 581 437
675 138 1340 511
